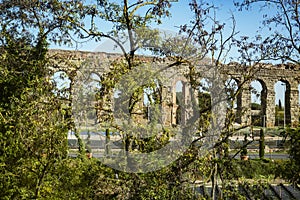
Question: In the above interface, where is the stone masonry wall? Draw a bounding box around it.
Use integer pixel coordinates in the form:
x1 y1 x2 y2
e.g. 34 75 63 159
48 49 300 128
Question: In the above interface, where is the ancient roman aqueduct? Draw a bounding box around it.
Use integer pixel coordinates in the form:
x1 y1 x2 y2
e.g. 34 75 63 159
48 49 300 128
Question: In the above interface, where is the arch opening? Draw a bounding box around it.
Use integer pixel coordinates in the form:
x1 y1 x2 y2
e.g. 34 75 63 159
83 72 101 124
225 78 241 124
250 80 267 127
274 80 291 127
76 72 102 128
51 71 71 99
174 80 184 125
143 79 162 122
198 78 212 133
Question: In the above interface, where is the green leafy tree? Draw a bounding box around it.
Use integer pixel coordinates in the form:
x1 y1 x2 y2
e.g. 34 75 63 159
0 36 70 199
278 128 300 184
0 0 82 46
0 0 277 199
0 0 83 198
71 0 258 199
259 128 265 159
279 99 282 110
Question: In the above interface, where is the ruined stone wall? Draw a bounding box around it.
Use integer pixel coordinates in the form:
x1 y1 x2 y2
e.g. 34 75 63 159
47 49 300 128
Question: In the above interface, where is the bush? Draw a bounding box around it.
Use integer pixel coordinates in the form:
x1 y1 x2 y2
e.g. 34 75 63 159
226 159 278 179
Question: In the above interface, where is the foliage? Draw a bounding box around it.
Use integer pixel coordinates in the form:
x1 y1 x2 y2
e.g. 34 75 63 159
235 0 300 64
278 99 282 110
276 127 300 184
0 0 81 46
251 102 261 110
70 0 172 60
259 128 265 159
275 105 285 126
72 1 263 199
221 157 284 183
240 134 248 156
0 1 79 198
2 0 296 199
0 38 71 198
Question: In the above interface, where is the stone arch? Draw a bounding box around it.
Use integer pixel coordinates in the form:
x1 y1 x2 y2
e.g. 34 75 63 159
274 79 291 127
47 50 300 129
250 79 267 127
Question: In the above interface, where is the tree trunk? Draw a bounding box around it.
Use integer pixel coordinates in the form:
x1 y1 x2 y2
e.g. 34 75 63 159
105 128 111 156
259 128 265 159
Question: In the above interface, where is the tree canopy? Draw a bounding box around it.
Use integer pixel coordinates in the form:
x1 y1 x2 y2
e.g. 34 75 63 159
1 0 299 199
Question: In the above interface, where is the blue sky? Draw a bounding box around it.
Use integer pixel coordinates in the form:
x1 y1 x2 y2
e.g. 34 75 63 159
50 0 266 52
50 0 291 105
